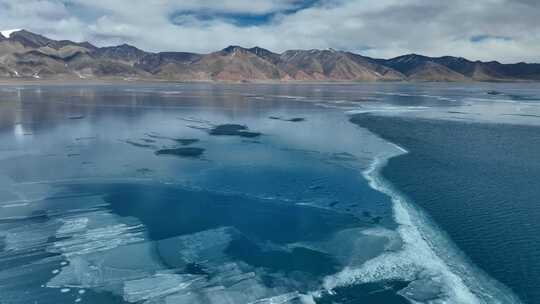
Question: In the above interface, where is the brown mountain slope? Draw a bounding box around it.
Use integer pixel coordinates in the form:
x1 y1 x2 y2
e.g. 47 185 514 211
406 61 469 81
187 46 287 81
278 49 403 81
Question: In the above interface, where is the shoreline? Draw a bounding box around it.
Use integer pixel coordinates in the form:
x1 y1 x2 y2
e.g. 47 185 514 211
0 79 538 86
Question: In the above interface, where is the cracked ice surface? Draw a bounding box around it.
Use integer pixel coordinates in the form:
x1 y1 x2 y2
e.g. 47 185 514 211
46 217 309 303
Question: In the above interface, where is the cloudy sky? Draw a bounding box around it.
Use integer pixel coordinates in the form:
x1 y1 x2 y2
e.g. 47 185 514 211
1 0 539 63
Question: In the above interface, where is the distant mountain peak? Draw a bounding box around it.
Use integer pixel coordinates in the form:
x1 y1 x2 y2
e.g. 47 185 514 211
247 46 278 57
392 53 429 62
99 43 145 53
221 45 249 54
439 55 468 61
117 43 139 49
7 29 53 48
248 46 272 53
11 29 46 38
94 43 149 63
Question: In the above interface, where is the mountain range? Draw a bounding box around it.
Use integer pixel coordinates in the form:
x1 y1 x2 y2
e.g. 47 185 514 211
1 29 540 82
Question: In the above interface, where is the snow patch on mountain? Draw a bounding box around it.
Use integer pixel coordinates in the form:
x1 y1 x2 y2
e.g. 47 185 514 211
1 29 22 38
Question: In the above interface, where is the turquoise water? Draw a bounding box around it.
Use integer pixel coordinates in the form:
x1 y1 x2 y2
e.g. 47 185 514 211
0 83 538 303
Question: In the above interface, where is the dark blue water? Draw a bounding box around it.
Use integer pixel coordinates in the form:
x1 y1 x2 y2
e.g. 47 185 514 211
351 114 540 304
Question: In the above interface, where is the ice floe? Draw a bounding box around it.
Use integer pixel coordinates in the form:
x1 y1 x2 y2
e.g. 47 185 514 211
46 220 311 304
123 273 204 302
249 292 300 304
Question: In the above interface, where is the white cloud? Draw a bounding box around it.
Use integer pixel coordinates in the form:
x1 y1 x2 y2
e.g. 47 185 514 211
0 0 540 63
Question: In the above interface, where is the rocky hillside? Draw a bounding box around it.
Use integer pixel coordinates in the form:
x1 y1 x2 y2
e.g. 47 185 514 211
1 30 539 82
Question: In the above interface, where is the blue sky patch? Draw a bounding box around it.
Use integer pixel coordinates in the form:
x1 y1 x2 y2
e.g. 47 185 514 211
170 0 321 27
470 34 512 43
